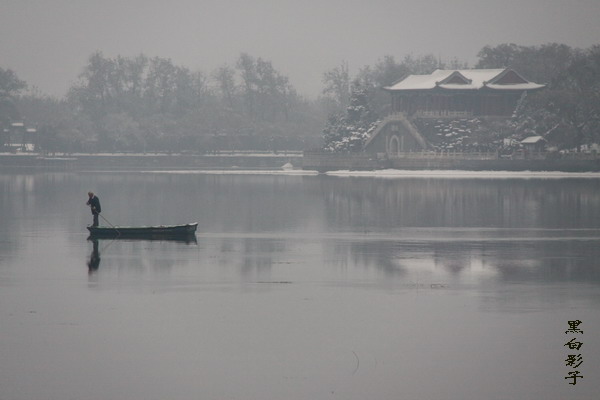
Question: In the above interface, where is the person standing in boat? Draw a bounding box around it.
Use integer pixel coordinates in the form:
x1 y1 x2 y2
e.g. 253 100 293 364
86 192 101 227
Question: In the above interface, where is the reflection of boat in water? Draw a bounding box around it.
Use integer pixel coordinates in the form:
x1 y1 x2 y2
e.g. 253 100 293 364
87 222 198 242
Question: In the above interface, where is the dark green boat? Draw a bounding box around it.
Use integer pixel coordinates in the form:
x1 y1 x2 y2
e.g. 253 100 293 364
87 222 198 238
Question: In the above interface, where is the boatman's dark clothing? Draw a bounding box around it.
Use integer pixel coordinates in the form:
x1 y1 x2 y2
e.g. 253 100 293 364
87 195 101 226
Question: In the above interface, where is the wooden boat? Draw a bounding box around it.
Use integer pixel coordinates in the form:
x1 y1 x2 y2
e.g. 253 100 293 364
87 222 198 238
87 235 197 244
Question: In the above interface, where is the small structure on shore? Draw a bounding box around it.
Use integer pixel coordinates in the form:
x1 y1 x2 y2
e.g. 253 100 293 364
1 122 38 152
521 136 547 153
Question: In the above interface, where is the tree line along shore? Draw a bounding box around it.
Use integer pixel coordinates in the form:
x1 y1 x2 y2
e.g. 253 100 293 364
2 43 600 158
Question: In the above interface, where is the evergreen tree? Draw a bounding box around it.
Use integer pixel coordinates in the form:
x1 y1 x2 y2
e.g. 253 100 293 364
510 45 600 151
322 82 379 152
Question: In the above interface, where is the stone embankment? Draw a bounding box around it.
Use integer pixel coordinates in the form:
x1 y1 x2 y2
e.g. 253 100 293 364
0 152 302 170
302 151 600 172
3 151 599 172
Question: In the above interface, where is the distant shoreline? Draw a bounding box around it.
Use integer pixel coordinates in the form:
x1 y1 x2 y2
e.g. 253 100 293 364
1 151 599 173
0 152 301 171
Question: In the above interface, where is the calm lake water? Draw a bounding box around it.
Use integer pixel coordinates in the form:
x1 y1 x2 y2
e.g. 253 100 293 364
1 169 599 400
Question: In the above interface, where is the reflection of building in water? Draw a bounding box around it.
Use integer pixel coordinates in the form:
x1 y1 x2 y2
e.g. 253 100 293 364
315 177 600 290
328 240 407 277
214 238 287 281
316 177 600 230
486 240 600 284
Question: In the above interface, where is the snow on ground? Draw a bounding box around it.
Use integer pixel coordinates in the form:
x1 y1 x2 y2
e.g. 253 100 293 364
325 169 600 179
137 168 600 178
141 169 318 176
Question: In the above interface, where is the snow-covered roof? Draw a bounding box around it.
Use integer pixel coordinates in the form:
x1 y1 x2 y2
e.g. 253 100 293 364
521 136 546 144
385 68 545 91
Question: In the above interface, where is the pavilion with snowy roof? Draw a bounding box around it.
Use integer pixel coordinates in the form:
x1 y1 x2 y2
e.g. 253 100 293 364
362 68 545 157
384 68 545 117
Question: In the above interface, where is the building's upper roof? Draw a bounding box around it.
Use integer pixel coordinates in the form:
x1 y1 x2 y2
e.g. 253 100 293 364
385 68 545 91
521 136 546 144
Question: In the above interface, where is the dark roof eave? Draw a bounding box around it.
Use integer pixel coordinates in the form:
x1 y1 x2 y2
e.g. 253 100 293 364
479 85 546 92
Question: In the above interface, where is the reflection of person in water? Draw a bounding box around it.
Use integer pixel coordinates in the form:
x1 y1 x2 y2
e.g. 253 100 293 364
87 239 101 273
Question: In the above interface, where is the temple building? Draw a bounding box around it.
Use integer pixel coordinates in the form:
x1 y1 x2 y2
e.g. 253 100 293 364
384 68 545 117
363 68 545 156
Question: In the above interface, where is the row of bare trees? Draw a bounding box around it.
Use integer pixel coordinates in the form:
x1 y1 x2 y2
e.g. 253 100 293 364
3 52 324 153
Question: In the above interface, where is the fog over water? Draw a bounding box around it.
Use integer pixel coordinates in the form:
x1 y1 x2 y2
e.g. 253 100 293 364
1 170 599 399
2 0 600 97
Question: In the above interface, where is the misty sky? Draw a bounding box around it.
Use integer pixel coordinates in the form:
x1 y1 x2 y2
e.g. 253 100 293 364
1 0 600 98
